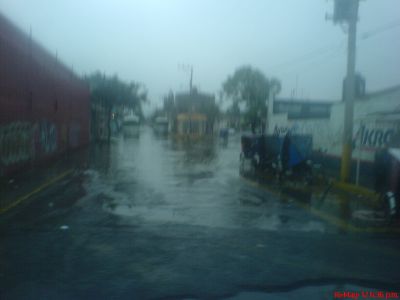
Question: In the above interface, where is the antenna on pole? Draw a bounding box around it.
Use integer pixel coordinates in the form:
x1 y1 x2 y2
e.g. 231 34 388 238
178 63 194 93
190 66 193 94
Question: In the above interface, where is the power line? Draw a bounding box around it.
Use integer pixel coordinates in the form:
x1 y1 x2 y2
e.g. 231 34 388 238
267 19 400 73
268 40 346 72
276 21 400 78
360 19 400 40
270 41 346 75
275 45 345 79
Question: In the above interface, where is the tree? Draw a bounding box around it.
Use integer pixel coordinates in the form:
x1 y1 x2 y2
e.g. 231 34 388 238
84 72 147 113
84 72 147 141
222 66 281 132
225 101 241 129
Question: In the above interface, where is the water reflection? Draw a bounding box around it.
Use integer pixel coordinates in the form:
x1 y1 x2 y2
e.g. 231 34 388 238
83 127 327 233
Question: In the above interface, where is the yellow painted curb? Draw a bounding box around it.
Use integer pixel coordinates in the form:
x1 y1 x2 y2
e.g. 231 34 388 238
333 181 379 198
240 176 400 234
0 169 74 215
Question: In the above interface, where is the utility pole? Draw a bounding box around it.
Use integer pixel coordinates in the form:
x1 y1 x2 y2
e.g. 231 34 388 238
341 0 358 183
330 0 359 183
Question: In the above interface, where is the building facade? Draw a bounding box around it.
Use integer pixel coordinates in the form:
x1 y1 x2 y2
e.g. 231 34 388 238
267 85 400 185
0 14 90 177
174 89 218 136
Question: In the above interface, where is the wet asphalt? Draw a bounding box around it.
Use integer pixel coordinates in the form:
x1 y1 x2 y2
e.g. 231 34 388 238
1 127 400 300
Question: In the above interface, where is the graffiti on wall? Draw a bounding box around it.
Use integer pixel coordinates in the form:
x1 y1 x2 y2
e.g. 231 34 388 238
0 122 34 166
0 120 58 168
39 120 57 154
273 122 342 151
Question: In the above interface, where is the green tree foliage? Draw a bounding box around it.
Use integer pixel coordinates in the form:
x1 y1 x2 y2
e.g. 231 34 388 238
226 101 240 117
222 66 281 131
83 72 147 141
84 72 147 115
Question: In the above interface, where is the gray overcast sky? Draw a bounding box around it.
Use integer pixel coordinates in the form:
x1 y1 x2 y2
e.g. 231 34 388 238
1 0 399 113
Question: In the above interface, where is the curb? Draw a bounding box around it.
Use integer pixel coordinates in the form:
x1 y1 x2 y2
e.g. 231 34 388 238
0 169 74 215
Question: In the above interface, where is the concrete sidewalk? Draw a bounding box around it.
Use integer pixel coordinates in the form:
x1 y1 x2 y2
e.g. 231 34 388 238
0 148 89 216
242 174 400 234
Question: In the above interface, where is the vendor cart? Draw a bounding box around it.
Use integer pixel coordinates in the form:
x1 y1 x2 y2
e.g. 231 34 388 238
239 133 313 184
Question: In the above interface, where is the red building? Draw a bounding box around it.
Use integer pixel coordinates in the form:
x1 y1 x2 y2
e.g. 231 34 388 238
0 13 90 177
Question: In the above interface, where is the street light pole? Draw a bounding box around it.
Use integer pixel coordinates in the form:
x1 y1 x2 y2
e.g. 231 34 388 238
340 0 359 183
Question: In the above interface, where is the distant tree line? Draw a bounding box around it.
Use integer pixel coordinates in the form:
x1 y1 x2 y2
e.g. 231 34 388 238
153 65 281 134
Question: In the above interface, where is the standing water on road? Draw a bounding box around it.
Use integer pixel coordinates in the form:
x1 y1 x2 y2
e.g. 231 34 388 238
84 127 325 232
2 127 400 300
1 1 400 298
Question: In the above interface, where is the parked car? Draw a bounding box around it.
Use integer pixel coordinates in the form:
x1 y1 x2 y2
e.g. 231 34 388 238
154 116 169 135
123 113 140 138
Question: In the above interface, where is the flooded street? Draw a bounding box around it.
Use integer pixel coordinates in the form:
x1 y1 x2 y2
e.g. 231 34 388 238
1 0 400 298
2 0 400 298
87 127 326 232
1 127 400 299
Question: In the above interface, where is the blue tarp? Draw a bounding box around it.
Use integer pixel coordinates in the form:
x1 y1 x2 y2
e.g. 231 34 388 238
241 134 313 167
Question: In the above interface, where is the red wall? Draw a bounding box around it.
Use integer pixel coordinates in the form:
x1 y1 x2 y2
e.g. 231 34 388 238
0 13 90 176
